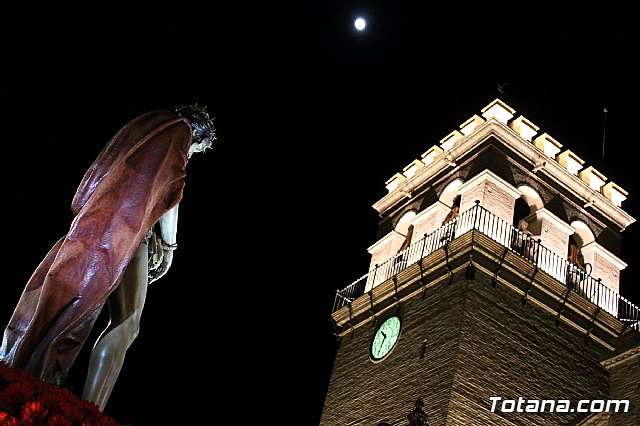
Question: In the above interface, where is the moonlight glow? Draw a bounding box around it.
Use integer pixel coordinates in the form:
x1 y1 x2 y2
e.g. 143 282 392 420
354 17 366 30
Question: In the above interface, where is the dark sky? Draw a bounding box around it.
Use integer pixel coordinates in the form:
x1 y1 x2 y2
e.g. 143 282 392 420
1 1 639 425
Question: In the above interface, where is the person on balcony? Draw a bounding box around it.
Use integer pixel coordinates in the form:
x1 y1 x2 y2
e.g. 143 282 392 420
511 219 537 261
393 224 415 273
566 237 591 295
440 197 460 244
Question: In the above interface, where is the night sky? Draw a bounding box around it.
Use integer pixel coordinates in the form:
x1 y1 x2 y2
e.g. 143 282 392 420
1 1 639 425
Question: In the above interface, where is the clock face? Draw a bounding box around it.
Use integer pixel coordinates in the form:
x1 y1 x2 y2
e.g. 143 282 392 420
370 316 401 361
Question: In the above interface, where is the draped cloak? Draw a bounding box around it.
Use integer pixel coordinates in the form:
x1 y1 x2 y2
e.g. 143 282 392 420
0 109 192 382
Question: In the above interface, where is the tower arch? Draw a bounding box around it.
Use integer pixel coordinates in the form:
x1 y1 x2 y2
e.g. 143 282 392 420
438 177 464 208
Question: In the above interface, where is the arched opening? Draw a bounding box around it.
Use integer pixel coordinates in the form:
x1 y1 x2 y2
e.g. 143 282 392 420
570 220 595 247
393 211 417 268
517 185 544 213
513 197 530 228
395 210 416 236
395 211 417 255
437 179 463 245
566 221 595 293
442 194 461 226
510 186 544 262
567 220 595 275
439 178 463 209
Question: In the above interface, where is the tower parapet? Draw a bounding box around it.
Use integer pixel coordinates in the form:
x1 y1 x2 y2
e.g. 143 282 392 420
366 99 634 301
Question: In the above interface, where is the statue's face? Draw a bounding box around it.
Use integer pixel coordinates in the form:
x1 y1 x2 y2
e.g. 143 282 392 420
188 139 212 158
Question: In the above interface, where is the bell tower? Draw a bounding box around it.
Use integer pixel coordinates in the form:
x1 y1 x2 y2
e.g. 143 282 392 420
320 99 640 425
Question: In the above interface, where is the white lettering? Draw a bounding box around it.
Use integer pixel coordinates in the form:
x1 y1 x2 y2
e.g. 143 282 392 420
591 400 604 412
540 400 555 412
489 398 630 414
556 400 570 413
502 400 515 412
577 400 590 412
525 400 539 413
489 396 501 412
606 400 629 413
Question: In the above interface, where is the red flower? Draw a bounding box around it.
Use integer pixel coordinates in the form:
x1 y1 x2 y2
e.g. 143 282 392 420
21 400 48 424
0 361 123 426
47 414 73 426
0 415 21 426
39 388 73 419
0 381 35 414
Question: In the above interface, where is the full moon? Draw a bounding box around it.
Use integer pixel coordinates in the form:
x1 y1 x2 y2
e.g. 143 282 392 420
354 17 366 31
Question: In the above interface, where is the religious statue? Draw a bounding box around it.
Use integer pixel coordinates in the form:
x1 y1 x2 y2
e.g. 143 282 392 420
0 104 215 411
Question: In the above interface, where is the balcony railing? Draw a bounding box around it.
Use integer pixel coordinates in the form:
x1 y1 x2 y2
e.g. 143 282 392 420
333 202 640 330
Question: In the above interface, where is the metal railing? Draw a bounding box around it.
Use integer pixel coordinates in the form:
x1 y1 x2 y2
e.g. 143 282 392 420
333 202 640 329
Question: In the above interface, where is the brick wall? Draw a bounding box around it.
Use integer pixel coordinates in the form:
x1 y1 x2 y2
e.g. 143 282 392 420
320 268 613 425
607 355 640 426
480 180 516 224
593 254 621 294
538 218 571 259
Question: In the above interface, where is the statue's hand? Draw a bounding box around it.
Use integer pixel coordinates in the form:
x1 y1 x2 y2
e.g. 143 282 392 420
147 230 164 272
148 245 175 284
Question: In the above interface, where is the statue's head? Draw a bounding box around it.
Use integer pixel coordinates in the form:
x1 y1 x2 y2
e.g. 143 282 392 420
175 104 216 157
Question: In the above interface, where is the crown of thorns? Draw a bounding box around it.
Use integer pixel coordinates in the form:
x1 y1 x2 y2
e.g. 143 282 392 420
175 103 216 148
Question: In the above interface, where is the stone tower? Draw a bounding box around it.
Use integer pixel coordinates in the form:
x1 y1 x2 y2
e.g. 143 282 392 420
320 99 640 425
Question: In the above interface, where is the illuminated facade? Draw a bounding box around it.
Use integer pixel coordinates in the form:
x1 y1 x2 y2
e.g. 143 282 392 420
320 99 640 425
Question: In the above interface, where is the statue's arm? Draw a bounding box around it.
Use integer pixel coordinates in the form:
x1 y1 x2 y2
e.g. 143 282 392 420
148 203 179 284
158 203 179 246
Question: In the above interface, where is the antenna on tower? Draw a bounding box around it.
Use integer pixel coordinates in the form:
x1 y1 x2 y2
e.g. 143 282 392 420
496 82 508 99
601 107 608 169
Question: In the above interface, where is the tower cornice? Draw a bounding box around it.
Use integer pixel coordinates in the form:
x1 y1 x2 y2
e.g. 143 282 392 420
373 119 636 231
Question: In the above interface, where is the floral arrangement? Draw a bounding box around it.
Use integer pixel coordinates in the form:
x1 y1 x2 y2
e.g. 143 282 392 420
0 361 124 426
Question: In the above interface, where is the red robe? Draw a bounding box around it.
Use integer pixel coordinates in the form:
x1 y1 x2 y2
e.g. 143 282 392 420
0 109 192 381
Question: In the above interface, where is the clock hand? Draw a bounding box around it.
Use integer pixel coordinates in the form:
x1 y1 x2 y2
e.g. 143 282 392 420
379 331 387 351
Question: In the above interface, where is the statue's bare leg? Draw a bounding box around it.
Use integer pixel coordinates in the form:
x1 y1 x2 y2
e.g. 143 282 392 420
81 241 148 411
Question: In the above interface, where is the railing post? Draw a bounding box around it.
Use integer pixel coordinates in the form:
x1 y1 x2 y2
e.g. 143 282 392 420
473 200 480 230
372 264 379 288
